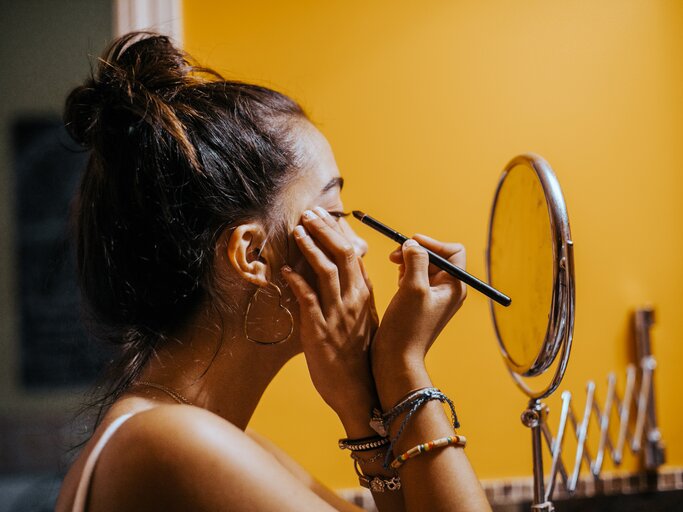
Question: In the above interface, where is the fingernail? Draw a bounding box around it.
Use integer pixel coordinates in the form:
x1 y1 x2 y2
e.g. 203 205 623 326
404 239 418 248
281 265 292 273
313 206 329 218
294 225 307 238
303 210 317 220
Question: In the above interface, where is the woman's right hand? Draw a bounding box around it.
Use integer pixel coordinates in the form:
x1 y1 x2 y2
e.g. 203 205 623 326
370 236 491 512
371 235 467 402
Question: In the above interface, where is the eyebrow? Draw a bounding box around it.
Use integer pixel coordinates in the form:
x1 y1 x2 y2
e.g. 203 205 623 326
321 176 344 194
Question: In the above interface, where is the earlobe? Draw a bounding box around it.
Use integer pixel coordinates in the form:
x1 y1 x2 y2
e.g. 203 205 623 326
227 224 270 287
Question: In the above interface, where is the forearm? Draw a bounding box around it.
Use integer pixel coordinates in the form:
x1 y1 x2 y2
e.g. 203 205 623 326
373 354 491 512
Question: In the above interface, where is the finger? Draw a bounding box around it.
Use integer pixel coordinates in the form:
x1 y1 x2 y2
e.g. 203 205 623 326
388 246 406 284
292 224 341 310
280 266 325 328
313 206 345 235
358 258 378 312
357 257 374 295
400 239 430 292
412 233 465 264
412 234 467 288
389 245 403 264
389 241 439 285
313 206 368 293
357 258 379 329
301 209 361 294
412 234 466 278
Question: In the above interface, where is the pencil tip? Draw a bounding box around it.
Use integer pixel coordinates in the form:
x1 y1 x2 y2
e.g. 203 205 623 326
352 210 365 220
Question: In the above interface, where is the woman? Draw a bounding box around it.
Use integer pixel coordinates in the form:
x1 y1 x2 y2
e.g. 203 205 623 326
55 32 491 512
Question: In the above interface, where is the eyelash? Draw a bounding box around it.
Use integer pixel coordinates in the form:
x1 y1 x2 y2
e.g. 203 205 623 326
328 211 351 220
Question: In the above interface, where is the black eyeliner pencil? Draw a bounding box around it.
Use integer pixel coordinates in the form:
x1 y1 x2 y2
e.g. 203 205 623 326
352 210 512 307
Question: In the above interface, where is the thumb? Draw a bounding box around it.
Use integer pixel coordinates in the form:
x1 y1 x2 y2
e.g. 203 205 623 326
400 239 429 291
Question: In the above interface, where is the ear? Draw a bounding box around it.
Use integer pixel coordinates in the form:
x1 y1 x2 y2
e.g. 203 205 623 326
226 223 272 287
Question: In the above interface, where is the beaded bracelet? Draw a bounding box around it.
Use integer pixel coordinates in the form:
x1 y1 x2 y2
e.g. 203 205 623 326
390 435 467 469
338 435 389 452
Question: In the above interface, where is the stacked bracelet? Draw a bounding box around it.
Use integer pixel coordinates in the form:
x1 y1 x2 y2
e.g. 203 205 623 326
370 387 460 439
343 388 464 477
358 474 402 493
346 442 400 493
338 435 389 452
390 435 467 469
351 448 387 465
380 388 461 469
370 387 434 437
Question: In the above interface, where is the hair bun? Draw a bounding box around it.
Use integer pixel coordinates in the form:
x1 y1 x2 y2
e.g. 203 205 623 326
63 32 196 155
64 82 102 147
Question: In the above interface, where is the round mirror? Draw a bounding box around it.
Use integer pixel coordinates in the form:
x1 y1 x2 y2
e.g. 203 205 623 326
487 154 575 399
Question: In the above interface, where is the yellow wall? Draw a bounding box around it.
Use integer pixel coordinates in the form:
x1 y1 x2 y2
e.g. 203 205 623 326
184 1 683 488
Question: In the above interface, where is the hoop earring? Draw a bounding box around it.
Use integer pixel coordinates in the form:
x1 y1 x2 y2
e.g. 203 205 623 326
243 282 294 345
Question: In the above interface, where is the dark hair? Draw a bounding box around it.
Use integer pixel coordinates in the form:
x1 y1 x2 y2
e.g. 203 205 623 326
64 32 308 424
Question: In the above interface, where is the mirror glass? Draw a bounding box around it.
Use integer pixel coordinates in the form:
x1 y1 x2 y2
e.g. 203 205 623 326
489 163 554 375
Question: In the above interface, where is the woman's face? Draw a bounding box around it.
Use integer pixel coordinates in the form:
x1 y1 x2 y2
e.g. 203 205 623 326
282 122 368 263
259 121 369 349
218 121 368 350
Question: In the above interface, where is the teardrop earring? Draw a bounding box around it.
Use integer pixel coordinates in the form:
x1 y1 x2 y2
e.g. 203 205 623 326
243 282 294 345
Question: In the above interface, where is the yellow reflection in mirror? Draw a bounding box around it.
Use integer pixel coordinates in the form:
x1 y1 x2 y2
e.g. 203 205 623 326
490 164 554 373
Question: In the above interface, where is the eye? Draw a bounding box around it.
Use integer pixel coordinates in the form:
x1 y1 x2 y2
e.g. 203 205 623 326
327 211 351 221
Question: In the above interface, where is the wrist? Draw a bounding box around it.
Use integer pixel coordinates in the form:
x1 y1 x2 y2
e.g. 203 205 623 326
370 333 425 378
335 392 381 439
373 356 432 411
339 411 380 439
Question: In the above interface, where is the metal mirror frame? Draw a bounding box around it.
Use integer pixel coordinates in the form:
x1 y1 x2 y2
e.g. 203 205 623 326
486 153 575 399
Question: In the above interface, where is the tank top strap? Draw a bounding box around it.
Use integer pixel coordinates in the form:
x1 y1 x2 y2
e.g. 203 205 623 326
72 412 136 512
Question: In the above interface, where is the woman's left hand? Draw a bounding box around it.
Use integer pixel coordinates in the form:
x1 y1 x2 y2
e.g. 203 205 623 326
281 207 379 436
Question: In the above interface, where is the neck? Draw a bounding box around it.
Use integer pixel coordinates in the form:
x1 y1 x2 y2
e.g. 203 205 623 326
137 309 299 430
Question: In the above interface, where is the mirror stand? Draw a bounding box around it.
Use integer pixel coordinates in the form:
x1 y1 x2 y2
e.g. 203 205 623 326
521 399 555 510
487 155 665 511
521 308 666 511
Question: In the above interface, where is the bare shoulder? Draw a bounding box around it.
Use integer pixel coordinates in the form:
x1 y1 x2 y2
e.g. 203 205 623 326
111 404 248 455
90 405 339 512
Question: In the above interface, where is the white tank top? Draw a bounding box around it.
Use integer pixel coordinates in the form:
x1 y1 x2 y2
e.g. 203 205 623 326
71 412 136 512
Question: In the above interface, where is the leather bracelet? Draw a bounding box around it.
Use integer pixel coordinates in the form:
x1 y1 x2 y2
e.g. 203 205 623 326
338 435 389 452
